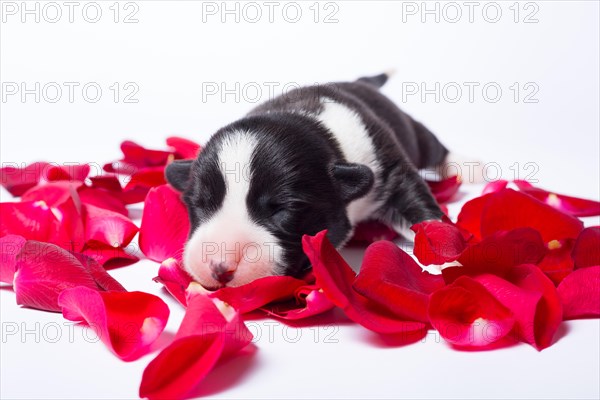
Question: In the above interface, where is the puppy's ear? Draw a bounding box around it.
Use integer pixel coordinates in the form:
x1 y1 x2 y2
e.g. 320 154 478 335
331 162 374 203
165 160 193 192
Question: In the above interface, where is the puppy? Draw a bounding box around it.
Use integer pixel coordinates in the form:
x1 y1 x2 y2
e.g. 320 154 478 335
166 73 449 290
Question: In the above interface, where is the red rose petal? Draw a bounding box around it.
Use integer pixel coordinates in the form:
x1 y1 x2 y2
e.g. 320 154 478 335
481 189 583 243
139 292 252 400
442 228 547 284
459 227 547 270
139 185 190 262
354 240 444 323
428 276 515 347
140 333 224 400
166 136 202 159
0 162 51 196
28 181 128 216
83 204 138 248
506 264 563 349
0 201 56 242
482 180 600 217
18 183 86 252
347 220 398 246
264 285 335 320
482 180 508 195
411 220 468 266
21 181 83 206
473 273 543 347
477 264 562 350
303 231 428 336
119 140 172 167
426 175 461 204
81 243 139 269
59 287 169 360
46 164 90 182
210 275 306 313
78 186 128 216
154 258 193 306
114 166 169 205
104 140 173 174
13 241 100 311
537 239 575 285
455 193 492 241
557 266 600 319
71 253 126 292
572 227 600 269
178 288 251 346
123 166 167 192
1 197 85 252
89 174 123 192
120 185 151 205
512 180 600 217
0 235 26 284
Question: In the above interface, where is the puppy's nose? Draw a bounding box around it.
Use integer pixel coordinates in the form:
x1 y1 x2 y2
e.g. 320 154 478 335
209 260 237 284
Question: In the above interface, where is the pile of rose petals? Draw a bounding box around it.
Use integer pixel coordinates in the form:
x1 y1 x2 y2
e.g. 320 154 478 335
2 138 599 400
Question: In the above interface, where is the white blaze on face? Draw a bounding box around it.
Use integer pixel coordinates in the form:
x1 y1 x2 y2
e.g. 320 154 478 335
183 131 283 289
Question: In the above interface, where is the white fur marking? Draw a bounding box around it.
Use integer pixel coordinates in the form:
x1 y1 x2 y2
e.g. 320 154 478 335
316 100 383 225
183 131 283 288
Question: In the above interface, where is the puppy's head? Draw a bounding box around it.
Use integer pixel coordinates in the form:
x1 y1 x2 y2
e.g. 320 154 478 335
166 116 373 289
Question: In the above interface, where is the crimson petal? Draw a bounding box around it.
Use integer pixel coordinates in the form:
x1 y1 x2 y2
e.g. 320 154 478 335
354 240 444 323
84 204 138 247
0 235 26 284
104 140 173 173
572 227 600 269
1 197 85 252
482 180 508 195
123 166 167 192
426 175 461 204
18 183 85 251
0 201 57 242
513 180 600 217
59 287 169 360
139 291 252 399
13 241 100 311
88 174 123 192
303 231 428 336
46 164 90 182
477 265 562 350
456 193 492 241
482 180 600 217
71 253 126 292
442 228 546 283
78 186 128 216
264 285 335 320
0 162 50 196
411 220 467 266
537 239 575 285
167 136 202 159
154 258 193 306
139 185 190 262
81 243 139 269
480 189 583 243
21 181 83 206
557 266 600 319
347 220 398 246
428 275 515 347
210 275 307 313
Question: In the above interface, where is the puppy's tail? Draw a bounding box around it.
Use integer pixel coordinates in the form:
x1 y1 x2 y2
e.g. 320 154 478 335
357 69 396 89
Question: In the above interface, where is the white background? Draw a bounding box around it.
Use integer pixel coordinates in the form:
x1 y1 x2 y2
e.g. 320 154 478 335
1 1 599 399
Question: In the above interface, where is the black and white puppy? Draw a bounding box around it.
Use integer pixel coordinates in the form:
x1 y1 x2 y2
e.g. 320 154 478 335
166 73 450 290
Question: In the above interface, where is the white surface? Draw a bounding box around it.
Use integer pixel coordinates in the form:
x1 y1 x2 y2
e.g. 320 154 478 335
1 1 599 399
